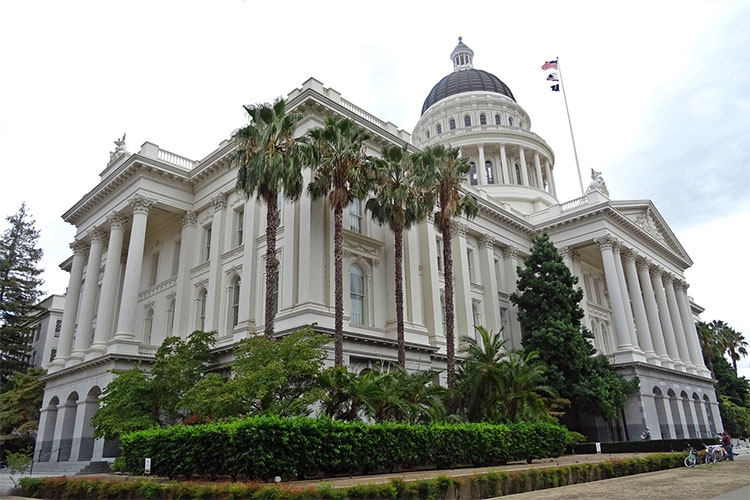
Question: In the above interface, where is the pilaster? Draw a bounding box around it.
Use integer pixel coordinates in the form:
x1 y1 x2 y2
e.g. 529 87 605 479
502 245 522 349
205 193 226 332
174 211 197 337
478 235 500 332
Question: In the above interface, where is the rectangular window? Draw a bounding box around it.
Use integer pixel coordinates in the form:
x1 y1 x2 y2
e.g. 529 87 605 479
235 208 245 246
172 240 181 276
35 326 40 341
150 252 159 286
593 278 602 305
349 199 362 233
203 227 212 262
272 267 279 315
275 192 282 228
494 257 503 289
472 300 481 329
467 248 476 283
440 293 446 330
436 238 443 273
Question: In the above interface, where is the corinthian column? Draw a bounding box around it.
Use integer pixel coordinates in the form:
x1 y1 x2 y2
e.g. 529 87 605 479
113 196 154 344
205 193 226 332
596 237 633 352
478 235 500 331
623 249 657 362
651 266 683 369
503 245 523 349
518 147 529 186
612 244 640 350
174 211 197 337
69 229 107 362
637 257 670 366
673 280 708 375
48 240 88 372
90 214 128 352
674 281 711 377
663 273 694 372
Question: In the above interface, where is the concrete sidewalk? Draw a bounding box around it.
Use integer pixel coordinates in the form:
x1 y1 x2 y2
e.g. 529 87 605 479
497 454 750 499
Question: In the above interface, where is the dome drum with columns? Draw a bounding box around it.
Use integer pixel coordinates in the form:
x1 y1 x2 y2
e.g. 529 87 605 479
31 40 722 471
414 39 556 215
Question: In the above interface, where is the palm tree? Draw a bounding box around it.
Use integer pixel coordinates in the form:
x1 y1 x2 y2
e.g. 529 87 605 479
416 145 478 388
366 144 433 367
699 320 748 374
234 98 305 338
305 115 372 366
456 326 554 423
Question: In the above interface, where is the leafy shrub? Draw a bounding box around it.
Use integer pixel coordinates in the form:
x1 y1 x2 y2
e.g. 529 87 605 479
21 452 687 499
122 416 568 480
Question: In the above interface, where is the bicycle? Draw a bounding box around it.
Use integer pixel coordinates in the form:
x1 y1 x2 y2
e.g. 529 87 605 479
685 443 699 467
705 444 726 464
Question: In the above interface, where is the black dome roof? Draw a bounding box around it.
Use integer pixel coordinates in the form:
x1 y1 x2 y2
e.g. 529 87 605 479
421 69 515 115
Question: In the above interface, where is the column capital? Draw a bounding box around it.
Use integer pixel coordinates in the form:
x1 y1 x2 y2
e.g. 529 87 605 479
559 246 572 259
649 263 663 277
635 254 651 270
181 210 198 227
662 273 675 286
595 235 616 251
621 247 637 263
211 193 227 212
88 228 108 244
451 221 468 238
478 234 495 249
107 212 129 230
502 245 519 259
70 240 89 255
130 195 155 215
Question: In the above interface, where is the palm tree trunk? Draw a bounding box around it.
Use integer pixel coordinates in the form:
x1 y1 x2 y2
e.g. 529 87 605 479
394 226 405 367
264 194 278 339
334 204 344 366
442 223 456 389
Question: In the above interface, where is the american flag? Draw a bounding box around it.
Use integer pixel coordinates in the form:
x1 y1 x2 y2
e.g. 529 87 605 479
541 60 558 71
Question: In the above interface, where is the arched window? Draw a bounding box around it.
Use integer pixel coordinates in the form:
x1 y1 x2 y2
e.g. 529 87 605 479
469 162 478 185
480 114 486 125
508 117 513 127
349 199 362 233
231 278 241 328
449 118 456 130
350 265 365 325
198 289 207 331
485 160 495 184
515 163 522 185
143 307 154 345
426 130 430 139
464 115 471 127
495 114 501 125
436 124 442 134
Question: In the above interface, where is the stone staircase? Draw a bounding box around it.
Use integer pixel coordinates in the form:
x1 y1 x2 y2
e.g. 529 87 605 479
0 460 113 495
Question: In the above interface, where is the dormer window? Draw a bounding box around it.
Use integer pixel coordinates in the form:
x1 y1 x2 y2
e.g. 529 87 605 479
480 114 486 125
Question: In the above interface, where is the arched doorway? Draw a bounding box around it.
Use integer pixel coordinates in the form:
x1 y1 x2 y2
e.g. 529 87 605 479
653 387 670 439
704 395 717 435
693 393 708 437
39 397 59 462
77 386 101 461
58 392 79 461
681 391 696 438
667 389 684 439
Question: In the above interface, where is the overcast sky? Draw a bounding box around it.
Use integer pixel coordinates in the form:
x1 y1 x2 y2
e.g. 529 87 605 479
1 0 747 376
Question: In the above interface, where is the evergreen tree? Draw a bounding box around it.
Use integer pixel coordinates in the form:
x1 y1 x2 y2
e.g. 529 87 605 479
0 203 44 388
511 233 638 421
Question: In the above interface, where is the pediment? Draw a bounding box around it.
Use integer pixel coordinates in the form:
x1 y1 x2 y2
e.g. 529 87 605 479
612 202 691 263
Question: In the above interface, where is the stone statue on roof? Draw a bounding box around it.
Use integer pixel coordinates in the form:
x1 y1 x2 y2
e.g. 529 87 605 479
110 133 128 161
586 168 609 197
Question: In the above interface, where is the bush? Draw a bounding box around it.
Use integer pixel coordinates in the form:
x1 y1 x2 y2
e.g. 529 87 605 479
121 416 568 480
20 452 688 499
569 437 719 454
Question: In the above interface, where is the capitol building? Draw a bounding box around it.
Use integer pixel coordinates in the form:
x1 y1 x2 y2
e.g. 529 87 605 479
34 39 722 469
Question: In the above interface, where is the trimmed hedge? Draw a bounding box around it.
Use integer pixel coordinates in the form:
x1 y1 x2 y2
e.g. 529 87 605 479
569 437 719 454
19 452 688 499
120 417 568 480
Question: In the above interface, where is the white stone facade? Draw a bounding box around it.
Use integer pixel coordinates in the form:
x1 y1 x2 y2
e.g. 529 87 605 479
35 41 722 465
26 294 65 370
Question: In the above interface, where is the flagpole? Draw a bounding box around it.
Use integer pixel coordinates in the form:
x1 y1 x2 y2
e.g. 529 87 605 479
557 57 585 195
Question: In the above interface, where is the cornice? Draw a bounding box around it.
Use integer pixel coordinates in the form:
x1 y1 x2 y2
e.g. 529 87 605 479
40 353 156 382
613 360 715 384
63 157 193 226
532 203 691 269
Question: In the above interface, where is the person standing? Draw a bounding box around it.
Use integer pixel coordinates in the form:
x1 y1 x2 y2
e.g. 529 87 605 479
721 431 735 461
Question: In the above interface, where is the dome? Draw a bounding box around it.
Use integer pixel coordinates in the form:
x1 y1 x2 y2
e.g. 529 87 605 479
421 68 516 115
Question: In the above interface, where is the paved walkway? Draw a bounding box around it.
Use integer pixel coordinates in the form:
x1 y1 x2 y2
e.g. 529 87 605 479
497 455 749 499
